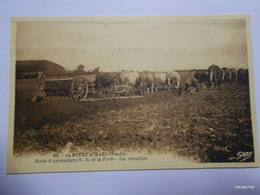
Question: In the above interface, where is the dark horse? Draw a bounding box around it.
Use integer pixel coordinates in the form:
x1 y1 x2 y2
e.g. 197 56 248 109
208 64 221 88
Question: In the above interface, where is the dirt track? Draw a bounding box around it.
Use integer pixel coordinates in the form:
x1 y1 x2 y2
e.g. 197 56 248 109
14 81 254 163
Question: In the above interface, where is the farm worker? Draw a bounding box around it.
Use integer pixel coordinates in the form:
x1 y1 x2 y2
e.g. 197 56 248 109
32 71 46 103
184 69 199 92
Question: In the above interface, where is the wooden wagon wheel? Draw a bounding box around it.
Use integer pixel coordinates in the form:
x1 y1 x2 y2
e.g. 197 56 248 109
71 78 88 101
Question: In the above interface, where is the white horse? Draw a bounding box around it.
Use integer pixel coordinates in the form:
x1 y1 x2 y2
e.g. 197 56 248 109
166 71 181 90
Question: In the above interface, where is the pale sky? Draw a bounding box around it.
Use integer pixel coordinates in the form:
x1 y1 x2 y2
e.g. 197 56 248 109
15 17 249 72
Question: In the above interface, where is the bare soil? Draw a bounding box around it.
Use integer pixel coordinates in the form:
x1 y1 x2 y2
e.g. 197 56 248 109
14 79 254 163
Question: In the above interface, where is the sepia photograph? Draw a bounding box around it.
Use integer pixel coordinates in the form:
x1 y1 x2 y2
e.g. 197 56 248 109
7 15 259 173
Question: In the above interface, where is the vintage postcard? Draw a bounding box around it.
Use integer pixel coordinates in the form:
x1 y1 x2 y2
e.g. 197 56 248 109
7 15 259 173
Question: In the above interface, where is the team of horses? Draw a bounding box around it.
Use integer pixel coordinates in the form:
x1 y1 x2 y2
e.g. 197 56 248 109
94 64 248 95
44 64 249 100
94 70 181 95
208 64 249 88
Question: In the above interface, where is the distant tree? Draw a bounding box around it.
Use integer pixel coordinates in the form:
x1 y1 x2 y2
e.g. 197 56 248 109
77 64 84 70
72 64 87 76
93 67 100 73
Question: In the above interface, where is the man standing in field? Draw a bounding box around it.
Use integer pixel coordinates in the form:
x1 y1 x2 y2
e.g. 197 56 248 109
32 71 46 103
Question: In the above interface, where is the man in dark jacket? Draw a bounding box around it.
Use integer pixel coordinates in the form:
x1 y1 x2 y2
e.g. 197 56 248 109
184 69 199 92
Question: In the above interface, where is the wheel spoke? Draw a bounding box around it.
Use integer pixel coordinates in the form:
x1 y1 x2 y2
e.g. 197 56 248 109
71 78 88 101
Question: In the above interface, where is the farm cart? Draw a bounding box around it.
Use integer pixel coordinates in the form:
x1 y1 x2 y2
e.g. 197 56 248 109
44 75 96 101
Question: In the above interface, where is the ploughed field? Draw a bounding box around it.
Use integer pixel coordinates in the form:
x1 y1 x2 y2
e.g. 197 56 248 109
14 78 254 162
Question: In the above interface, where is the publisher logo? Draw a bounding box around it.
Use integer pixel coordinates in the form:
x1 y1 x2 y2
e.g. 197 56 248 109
237 151 253 161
